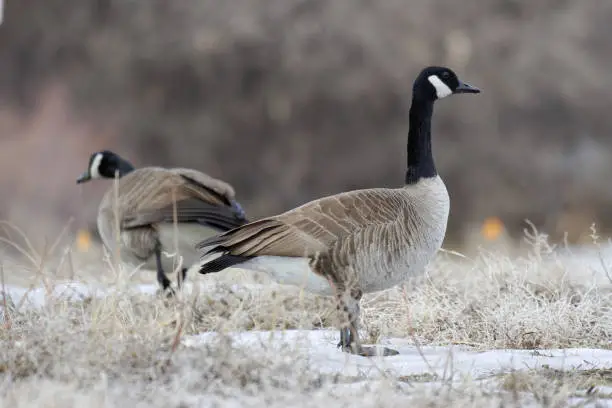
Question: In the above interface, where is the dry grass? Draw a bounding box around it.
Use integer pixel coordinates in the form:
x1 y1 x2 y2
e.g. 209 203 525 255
1 227 612 406
500 367 612 399
359 228 612 351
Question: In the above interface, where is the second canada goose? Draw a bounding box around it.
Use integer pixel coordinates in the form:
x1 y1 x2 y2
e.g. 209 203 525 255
197 66 480 356
77 150 248 294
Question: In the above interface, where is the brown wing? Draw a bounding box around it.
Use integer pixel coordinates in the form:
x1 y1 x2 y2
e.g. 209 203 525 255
117 167 247 232
168 167 236 203
198 188 402 258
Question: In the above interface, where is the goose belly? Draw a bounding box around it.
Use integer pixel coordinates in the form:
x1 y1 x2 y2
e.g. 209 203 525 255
357 240 442 293
240 256 334 296
98 217 221 274
98 224 158 271
156 223 220 270
355 211 448 292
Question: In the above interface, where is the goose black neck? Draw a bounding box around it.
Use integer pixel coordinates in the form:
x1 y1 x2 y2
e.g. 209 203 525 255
404 97 436 185
113 157 135 178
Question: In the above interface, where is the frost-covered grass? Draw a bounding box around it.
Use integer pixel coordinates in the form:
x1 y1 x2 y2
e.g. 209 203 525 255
2 227 612 407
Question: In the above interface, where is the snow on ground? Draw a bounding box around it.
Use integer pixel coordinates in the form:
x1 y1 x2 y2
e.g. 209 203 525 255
4 238 612 406
184 328 612 381
3 276 612 406
5 275 612 380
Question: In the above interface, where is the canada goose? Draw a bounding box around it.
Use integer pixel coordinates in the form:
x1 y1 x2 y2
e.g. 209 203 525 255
197 66 480 356
77 150 248 294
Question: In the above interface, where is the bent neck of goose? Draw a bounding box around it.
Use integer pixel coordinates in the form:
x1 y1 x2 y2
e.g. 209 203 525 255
404 96 436 185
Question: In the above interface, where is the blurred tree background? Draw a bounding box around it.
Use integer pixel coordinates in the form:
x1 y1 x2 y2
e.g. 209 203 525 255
1 0 612 250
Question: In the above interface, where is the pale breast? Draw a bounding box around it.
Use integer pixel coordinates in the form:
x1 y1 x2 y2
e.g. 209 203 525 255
96 190 157 267
350 176 450 293
96 198 120 257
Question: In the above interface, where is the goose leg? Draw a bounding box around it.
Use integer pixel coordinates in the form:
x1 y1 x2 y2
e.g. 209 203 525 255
154 246 174 297
177 267 188 288
338 327 351 350
337 293 365 355
336 289 399 357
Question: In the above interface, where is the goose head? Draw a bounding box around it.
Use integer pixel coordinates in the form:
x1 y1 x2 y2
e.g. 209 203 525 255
77 150 132 183
413 66 480 101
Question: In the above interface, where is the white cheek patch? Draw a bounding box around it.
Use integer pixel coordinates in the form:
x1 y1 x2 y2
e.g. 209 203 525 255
427 75 453 99
90 153 103 179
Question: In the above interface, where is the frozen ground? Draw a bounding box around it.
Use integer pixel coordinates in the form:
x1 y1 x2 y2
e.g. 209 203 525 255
2 233 612 407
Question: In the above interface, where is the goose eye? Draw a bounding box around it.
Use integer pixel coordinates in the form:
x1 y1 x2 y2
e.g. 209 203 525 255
441 71 451 79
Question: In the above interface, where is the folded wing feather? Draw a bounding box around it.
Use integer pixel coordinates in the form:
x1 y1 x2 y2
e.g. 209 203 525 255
198 188 404 259
120 168 247 231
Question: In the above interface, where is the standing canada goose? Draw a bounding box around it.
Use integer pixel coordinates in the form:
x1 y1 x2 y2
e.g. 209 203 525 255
197 66 480 356
77 150 248 294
